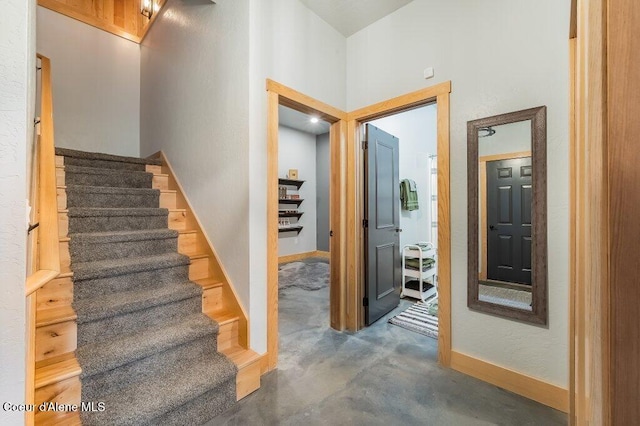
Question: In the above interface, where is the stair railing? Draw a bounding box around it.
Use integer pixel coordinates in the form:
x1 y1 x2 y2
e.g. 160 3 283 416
25 53 60 426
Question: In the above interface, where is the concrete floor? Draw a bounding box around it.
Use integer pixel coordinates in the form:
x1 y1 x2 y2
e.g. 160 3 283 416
212 268 567 425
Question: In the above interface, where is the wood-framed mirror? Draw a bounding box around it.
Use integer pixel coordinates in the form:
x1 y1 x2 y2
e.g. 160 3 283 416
467 106 547 325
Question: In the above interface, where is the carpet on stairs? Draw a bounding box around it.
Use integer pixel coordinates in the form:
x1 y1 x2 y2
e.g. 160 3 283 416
57 147 237 425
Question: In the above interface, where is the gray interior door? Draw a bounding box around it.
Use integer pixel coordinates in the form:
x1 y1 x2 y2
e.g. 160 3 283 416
364 124 401 325
486 157 532 285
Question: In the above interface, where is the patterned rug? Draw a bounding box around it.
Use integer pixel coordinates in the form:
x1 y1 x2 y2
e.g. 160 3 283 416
388 300 439 339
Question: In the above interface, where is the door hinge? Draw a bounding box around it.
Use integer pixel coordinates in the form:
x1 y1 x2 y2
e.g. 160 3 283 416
362 140 368 150
329 230 334 237
363 297 369 307
362 219 368 228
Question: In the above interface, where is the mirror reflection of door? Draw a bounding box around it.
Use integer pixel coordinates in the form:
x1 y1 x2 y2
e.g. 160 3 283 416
364 124 401 325
485 156 532 285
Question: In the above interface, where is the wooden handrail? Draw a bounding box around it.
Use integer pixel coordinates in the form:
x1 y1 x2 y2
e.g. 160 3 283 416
26 54 60 296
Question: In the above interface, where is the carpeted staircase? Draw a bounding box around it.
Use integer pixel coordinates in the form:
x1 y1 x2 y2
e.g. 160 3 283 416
56 147 237 425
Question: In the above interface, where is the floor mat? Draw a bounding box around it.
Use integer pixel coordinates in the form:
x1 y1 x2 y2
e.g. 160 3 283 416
388 300 438 339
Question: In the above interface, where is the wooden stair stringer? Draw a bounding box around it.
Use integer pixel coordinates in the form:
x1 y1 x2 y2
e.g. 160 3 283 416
149 151 251 350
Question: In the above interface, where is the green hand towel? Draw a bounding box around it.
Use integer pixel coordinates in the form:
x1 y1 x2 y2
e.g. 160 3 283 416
400 179 419 211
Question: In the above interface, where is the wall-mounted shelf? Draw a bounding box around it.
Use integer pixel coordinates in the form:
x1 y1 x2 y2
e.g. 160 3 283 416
279 212 304 219
278 226 303 234
278 178 305 188
278 198 304 206
278 178 304 238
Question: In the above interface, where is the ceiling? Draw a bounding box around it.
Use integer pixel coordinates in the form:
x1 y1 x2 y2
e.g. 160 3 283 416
298 0 414 37
279 105 331 135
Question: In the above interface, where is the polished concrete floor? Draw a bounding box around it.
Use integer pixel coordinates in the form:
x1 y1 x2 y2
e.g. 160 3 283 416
211 269 566 425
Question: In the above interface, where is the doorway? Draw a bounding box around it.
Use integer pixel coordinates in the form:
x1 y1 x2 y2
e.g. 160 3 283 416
346 81 451 365
266 80 348 371
360 104 439 326
266 80 451 370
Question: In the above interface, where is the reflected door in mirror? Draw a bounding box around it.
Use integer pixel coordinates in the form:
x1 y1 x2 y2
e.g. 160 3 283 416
486 157 532 285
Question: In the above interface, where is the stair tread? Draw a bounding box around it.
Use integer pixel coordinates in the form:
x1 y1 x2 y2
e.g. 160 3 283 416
56 147 162 166
74 281 202 324
69 228 178 244
220 345 261 369
60 164 153 177
190 252 209 260
194 277 223 289
36 305 76 327
35 357 81 389
88 352 236 425
207 309 239 325
40 412 82 426
73 252 190 281
63 184 160 195
64 207 169 217
77 314 218 378
57 184 175 194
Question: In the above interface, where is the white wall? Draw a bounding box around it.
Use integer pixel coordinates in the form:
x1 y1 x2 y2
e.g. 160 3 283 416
140 0 251 318
347 0 570 388
37 7 140 157
278 126 317 256
0 0 35 422
369 104 437 250
248 0 347 352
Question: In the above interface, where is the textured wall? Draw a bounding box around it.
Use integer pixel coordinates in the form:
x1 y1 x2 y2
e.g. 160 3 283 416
347 0 570 387
278 126 317 256
315 132 330 252
248 0 347 352
37 7 141 157
0 0 35 422
140 0 251 314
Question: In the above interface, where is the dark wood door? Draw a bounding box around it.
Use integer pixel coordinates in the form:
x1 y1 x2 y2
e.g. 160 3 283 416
364 124 401 325
486 157 532 285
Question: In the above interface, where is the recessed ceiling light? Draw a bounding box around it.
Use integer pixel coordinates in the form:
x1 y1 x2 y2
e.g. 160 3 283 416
310 117 319 124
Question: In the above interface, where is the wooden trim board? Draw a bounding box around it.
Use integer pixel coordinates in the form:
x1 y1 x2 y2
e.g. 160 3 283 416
451 351 569 412
278 250 330 264
571 0 611 423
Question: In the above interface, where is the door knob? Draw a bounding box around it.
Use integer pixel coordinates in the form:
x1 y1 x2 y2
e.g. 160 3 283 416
395 228 403 233
489 225 496 230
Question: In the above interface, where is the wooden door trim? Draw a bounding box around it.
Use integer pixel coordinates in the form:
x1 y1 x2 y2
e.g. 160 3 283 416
571 0 611 423
266 81 348 371
478 151 532 281
346 82 452 366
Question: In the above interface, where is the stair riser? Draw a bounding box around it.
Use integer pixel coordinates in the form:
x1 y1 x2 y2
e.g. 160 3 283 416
81 335 217 401
151 377 236 426
64 236 178 264
74 265 190 300
178 232 203 255
236 360 262 400
63 156 147 172
59 169 154 189
58 211 184 237
215 319 239 352
189 257 210 281
160 191 176 209
35 320 77 363
37 276 73 311
77 296 202 346
203 286 224 313
34 376 81 424
66 190 160 209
